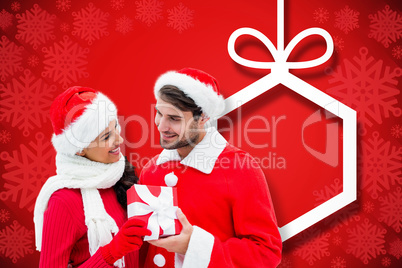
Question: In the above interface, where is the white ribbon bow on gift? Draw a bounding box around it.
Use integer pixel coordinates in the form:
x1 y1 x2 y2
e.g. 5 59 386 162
128 185 178 241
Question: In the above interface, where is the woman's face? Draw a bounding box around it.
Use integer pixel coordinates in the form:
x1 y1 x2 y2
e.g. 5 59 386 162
79 119 124 163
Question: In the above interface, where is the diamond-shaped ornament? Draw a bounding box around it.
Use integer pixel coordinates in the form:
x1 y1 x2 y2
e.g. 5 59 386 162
217 0 356 241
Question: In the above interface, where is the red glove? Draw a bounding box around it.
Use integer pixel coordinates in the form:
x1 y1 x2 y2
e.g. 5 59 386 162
101 218 151 265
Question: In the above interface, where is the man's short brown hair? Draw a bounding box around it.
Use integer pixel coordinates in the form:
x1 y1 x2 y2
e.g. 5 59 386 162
158 85 203 118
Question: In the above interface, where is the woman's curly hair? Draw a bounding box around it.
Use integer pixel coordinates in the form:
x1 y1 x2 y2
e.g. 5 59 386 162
113 156 138 208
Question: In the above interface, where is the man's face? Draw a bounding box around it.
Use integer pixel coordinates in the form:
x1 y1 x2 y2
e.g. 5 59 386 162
155 98 201 149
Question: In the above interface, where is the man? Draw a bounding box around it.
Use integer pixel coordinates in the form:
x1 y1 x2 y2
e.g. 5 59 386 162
140 68 282 267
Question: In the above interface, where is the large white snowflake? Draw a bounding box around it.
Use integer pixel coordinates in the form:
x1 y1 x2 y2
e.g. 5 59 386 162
15 4 56 49
0 220 33 263
167 3 194 33
346 218 386 264
369 5 402 48
135 0 163 26
293 227 331 265
334 5 359 34
0 35 23 82
72 3 109 45
327 47 401 136
359 132 401 199
0 69 56 136
42 35 89 89
0 9 13 30
116 15 133 35
378 187 402 233
0 132 55 211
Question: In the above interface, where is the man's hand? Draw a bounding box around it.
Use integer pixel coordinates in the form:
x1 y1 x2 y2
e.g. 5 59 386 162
148 208 193 255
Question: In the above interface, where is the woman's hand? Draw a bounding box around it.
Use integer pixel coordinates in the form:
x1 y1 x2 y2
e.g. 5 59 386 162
101 218 151 264
148 208 193 255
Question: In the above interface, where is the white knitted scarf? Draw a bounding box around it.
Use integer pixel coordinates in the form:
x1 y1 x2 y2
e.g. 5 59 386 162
34 153 126 267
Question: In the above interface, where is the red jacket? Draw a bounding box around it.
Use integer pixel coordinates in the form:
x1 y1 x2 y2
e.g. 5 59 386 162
139 129 282 268
39 188 138 267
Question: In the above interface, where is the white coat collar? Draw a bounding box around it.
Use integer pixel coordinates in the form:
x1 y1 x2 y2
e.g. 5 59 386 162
156 127 227 174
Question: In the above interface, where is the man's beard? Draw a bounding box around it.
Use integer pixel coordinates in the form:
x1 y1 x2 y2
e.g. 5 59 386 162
160 122 200 150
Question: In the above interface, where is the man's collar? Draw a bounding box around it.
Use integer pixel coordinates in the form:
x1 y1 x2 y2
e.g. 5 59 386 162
156 127 227 174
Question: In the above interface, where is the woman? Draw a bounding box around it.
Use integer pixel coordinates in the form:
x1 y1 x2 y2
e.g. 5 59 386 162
34 86 150 267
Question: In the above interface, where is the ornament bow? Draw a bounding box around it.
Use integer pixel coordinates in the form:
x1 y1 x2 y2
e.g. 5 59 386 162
227 1 334 77
128 185 178 241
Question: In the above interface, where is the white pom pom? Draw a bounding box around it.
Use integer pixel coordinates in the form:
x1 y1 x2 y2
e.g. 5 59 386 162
164 171 178 187
153 254 166 267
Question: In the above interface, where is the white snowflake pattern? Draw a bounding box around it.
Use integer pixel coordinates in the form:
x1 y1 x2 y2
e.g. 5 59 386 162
56 0 71 12
167 2 194 33
27 55 39 67
313 8 329 24
15 4 56 49
362 201 375 213
332 235 342 246
359 132 401 199
392 45 402 59
293 227 331 265
0 209 10 223
334 5 359 34
59 22 70 32
333 36 344 51
72 3 109 45
42 35 89 89
391 124 402 138
0 220 33 263
369 5 402 48
111 0 125 11
0 69 56 137
10 2 21 12
116 15 133 35
0 35 24 82
346 218 386 264
0 132 55 211
327 47 401 136
378 187 402 233
0 9 13 30
0 130 11 144
381 257 391 267
313 178 342 205
330 256 346 268
389 238 402 259
135 0 163 26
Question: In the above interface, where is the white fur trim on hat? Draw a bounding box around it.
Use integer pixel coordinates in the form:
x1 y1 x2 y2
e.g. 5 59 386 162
154 71 225 119
51 93 118 155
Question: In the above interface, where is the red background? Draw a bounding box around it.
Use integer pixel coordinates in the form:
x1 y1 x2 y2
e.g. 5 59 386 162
0 0 401 267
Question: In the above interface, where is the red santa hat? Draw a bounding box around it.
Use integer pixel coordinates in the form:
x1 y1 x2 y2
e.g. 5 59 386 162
50 86 118 155
154 68 225 119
